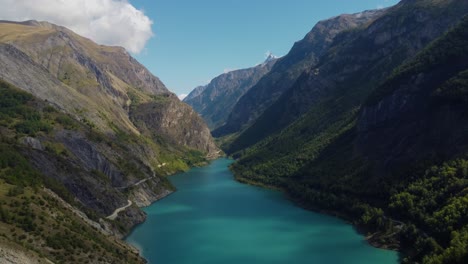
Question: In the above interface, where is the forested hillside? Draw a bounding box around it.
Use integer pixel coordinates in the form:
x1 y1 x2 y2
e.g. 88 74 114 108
224 1 468 263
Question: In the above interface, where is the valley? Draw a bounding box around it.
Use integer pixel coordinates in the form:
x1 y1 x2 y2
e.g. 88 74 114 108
0 0 467 263
186 1 468 263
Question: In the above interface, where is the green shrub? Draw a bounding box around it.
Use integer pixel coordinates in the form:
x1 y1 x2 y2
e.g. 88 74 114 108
15 120 52 135
55 115 76 129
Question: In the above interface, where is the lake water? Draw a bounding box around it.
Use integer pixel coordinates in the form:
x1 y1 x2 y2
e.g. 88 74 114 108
126 158 399 264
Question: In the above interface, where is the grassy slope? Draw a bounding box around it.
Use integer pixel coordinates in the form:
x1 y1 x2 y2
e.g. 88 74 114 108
0 181 144 264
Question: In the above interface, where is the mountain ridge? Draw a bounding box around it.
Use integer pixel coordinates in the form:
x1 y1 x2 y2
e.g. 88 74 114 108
184 55 278 130
213 8 387 137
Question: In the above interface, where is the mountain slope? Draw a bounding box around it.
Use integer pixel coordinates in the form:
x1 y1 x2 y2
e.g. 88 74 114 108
0 20 219 262
184 55 277 129
229 1 468 263
213 9 386 137
184 85 207 102
0 79 146 263
226 0 468 154
0 20 219 158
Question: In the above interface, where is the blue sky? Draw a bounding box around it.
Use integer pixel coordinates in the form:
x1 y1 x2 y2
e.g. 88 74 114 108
129 0 400 97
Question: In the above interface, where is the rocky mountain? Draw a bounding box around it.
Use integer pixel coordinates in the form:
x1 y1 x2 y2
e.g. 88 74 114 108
184 55 277 130
225 0 468 154
212 9 386 137
0 20 219 263
184 85 207 102
131 95 220 159
0 20 219 156
225 0 468 263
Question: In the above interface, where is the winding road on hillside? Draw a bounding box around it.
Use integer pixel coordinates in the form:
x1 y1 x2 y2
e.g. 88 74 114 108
106 200 133 220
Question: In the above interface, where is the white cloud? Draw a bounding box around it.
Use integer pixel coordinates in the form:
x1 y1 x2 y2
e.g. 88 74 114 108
178 94 187 100
0 0 153 53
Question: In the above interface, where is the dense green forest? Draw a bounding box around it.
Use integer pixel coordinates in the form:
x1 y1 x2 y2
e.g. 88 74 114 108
230 14 468 264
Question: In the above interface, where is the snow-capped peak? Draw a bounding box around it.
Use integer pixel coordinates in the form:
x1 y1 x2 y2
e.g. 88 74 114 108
264 52 278 63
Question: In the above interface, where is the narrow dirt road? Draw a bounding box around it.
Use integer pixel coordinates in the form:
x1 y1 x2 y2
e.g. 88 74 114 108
106 200 132 220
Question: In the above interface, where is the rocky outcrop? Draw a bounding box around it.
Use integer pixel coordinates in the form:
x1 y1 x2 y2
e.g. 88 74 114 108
132 94 220 159
23 144 129 216
0 240 45 264
17 124 178 231
21 137 44 151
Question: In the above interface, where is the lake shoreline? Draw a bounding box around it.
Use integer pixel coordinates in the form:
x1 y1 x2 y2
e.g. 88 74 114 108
235 173 401 254
126 158 398 264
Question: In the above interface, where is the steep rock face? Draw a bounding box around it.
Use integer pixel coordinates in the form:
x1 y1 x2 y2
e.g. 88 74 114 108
184 56 277 129
213 9 386 136
132 94 220 159
18 122 167 230
0 20 219 162
24 148 126 216
226 0 468 153
357 16 468 174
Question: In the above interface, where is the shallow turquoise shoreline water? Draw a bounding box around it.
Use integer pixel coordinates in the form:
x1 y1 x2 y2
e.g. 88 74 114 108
126 158 399 264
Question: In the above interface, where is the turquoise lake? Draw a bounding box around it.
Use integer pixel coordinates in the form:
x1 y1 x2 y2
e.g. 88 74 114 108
126 158 399 264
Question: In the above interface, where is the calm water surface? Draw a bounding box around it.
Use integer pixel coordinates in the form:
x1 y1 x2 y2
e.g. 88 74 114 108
126 158 398 264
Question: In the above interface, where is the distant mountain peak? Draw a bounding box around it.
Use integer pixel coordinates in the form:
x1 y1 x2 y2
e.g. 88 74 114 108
264 52 278 63
259 52 279 67
185 54 278 129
